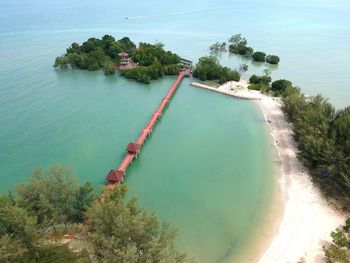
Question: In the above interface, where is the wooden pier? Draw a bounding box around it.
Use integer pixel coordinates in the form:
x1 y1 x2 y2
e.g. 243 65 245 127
106 68 191 189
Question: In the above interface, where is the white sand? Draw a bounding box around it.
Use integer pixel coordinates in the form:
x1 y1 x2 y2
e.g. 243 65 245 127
191 80 263 100
257 95 345 263
191 80 346 262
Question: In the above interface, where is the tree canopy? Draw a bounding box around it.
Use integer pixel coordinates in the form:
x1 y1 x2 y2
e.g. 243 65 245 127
271 79 292 96
0 166 93 262
193 56 240 83
251 51 266 62
227 34 280 65
87 185 194 263
248 74 272 92
281 85 350 208
54 35 181 82
209 42 227 52
228 34 253 56
266 55 280 65
324 220 350 262
0 166 193 263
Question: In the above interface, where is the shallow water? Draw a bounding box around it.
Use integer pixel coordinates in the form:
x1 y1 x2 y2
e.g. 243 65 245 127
0 0 349 262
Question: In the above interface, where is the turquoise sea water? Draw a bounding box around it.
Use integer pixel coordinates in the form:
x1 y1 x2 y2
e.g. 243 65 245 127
0 0 349 262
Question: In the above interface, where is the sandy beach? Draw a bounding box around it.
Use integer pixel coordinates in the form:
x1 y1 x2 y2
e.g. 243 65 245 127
257 95 345 263
191 80 346 263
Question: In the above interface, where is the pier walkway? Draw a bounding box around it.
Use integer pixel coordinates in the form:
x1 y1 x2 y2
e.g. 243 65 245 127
106 68 191 189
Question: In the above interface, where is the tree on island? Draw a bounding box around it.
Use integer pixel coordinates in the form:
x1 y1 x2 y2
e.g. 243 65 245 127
266 55 280 65
228 34 253 56
210 42 227 52
54 35 181 82
239 64 249 72
251 51 266 62
193 56 240 83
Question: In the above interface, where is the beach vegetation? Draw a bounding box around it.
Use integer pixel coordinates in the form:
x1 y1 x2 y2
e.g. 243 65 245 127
266 55 280 65
193 56 240 84
251 51 266 62
324 220 350 262
281 85 350 209
0 166 193 263
271 79 292 96
248 74 272 92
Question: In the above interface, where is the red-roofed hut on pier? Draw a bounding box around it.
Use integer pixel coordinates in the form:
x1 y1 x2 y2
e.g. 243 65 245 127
126 143 140 155
106 169 124 184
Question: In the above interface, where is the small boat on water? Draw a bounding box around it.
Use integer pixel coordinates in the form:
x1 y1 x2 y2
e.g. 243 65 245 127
125 17 128 19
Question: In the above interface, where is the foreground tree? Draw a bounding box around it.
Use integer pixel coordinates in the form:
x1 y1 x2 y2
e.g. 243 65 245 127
87 185 194 263
0 234 28 263
16 166 94 227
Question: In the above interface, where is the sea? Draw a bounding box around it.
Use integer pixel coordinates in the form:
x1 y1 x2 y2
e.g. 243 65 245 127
0 0 349 262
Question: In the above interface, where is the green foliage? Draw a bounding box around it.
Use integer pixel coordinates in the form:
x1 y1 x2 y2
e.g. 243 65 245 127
343 218 350 232
239 64 248 72
282 86 350 207
331 229 348 248
54 35 181 83
53 35 137 72
324 244 350 263
118 37 137 54
251 51 266 62
324 221 350 262
16 166 94 226
19 245 91 263
227 34 279 64
163 64 181 75
210 42 226 52
0 234 28 263
248 74 271 92
0 203 38 250
266 55 280 64
132 42 180 66
249 74 272 85
0 166 191 262
103 61 116 75
193 56 240 83
120 61 167 84
271 79 292 96
54 56 70 69
228 34 253 56
86 185 194 263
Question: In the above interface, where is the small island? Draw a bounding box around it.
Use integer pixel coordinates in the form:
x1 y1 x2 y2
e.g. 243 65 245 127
210 34 280 65
54 35 187 83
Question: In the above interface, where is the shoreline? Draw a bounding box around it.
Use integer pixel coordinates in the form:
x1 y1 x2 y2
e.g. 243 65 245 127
257 95 345 262
192 80 346 262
